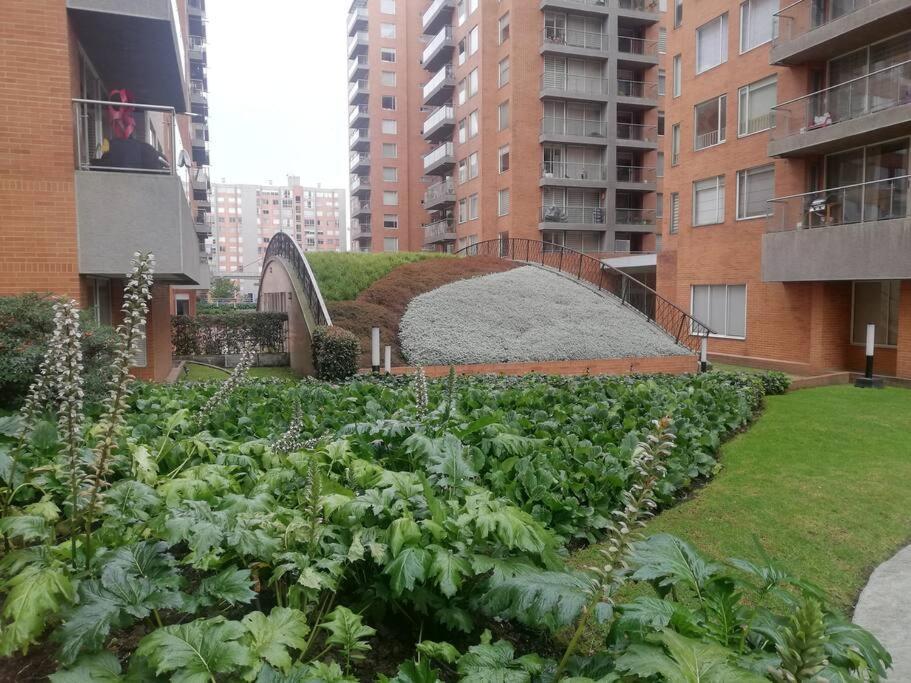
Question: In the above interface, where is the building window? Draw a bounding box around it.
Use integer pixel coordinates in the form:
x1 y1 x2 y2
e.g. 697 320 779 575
382 142 397 158
382 119 397 134
696 14 728 74
672 54 682 97
381 48 396 62
694 94 726 150
457 0 466 25
383 214 399 229
656 192 664 219
852 281 900 347
381 22 396 38
469 26 480 55
671 123 680 165
499 145 510 172
657 69 666 96
498 188 511 216
498 101 510 130
468 152 479 179
381 71 396 87
458 198 468 223
384 237 399 252
380 0 395 14
499 12 510 43
458 118 467 144
736 164 774 220
658 27 667 53
383 167 398 182
669 192 680 233
740 0 775 53
498 57 510 87
692 284 747 338
469 193 479 220
381 95 396 110
458 159 468 183
658 111 665 135
383 191 398 205
458 78 467 105
469 110 479 137
674 0 683 27
468 68 479 97
738 75 777 136
657 151 665 178
693 175 726 226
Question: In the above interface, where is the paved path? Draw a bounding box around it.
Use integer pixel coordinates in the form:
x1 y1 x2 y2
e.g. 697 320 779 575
853 544 911 681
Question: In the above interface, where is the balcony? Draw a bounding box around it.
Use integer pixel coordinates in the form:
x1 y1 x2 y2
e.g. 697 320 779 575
615 208 657 229
540 116 609 146
616 0 660 23
347 6 368 36
350 152 371 174
772 0 911 65
540 27 606 58
187 0 205 18
72 99 208 286
351 199 372 218
348 55 369 81
348 79 369 105
349 128 370 151
616 165 657 190
423 142 455 175
540 0 609 16
67 0 187 110
769 60 911 158
190 79 207 106
616 122 658 147
188 34 206 64
423 178 456 210
348 31 369 58
423 65 456 106
349 104 369 127
191 124 208 148
422 27 454 72
540 74 611 102
540 161 608 188
423 105 456 141
350 175 371 197
423 0 456 34
616 79 659 108
763 175 911 281
191 167 210 193
424 218 457 246
539 205 607 231
617 36 659 67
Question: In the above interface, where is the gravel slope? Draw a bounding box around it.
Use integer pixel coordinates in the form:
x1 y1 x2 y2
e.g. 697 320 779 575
399 266 690 365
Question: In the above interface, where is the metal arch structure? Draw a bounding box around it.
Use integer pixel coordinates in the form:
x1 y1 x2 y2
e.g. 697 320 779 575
455 238 712 355
258 232 332 375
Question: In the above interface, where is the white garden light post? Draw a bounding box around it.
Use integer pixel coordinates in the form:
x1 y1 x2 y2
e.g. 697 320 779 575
855 323 884 389
700 337 708 373
384 346 391 374
371 327 380 374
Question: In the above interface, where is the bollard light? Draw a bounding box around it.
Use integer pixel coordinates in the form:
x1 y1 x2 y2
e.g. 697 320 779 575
855 323 884 389
384 346 392 374
371 327 380 374
700 337 708 373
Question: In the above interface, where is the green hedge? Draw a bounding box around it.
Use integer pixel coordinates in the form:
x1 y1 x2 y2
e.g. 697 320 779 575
312 326 359 381
172 312 288 356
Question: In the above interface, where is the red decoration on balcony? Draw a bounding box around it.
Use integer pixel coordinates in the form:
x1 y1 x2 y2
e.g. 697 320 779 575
107 89 136 140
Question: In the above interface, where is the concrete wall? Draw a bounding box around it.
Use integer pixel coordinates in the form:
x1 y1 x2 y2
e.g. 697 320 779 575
259 258 314 376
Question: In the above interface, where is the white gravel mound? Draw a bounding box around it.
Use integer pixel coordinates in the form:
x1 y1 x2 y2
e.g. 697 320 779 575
399 266 690 365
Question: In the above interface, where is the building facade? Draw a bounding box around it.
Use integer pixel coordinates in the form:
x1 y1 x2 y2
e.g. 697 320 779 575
347 0 664 263
0 0 211 382
657 0 911 378
211 178 346 298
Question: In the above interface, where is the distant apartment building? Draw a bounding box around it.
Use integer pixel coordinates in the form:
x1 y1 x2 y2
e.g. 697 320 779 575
657 0 911 378
211 178 346 298
346 0 664 274
0 0 212 381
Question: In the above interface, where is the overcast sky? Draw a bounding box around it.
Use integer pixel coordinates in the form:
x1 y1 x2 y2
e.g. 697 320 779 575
206 0 349 191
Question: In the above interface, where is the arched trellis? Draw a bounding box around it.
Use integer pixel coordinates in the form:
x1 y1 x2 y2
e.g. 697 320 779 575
258 232 332 326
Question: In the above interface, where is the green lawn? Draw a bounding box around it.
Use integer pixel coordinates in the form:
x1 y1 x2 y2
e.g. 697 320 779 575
306 252 450 302
571 385 911 612
180 363 297 382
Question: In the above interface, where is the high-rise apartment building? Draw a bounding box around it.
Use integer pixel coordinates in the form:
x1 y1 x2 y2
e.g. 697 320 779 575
0 0 211 381
657 0 911 378
347 0 664 265
212 178 346 298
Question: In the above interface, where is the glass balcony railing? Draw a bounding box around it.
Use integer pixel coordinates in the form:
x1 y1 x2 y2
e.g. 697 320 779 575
618 0 659 11
540 74 610 96
616 208 657 225
424 218 456 244
617 36 659 57
542 116 607 138
423 105 455 134
423 143 455 171
774 0 879 45
771 60 911 141
540 205 606 224
422 27 453 65
542 27 606 51
542 160 606 181
423 65 455 99
617 79 659 99
617 165 657 183
767 175 911 232
423 178 456 206
616 122 658 142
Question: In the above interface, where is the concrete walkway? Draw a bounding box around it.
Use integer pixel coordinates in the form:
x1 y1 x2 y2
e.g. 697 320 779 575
853 544 911 681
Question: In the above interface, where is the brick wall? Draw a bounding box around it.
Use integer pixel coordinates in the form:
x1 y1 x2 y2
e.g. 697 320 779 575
898 281 911 379
385 354 697 378
132 284 174 382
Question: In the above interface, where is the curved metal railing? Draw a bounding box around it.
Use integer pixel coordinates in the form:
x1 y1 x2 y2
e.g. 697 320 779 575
258 232 332 327
455 238 711 354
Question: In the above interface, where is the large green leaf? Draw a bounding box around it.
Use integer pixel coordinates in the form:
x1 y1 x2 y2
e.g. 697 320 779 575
428 547 471 598
49 652 123 682
384 547 430 595
319 606 375 662
0 514 51 543
196 566 257 607
243 607 311 674
628 534 723 595
0 565 75 656
484 570 595 631
457 638 545 683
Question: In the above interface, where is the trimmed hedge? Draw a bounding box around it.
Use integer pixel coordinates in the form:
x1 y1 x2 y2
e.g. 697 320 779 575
312 326 359 382
172 312 288 356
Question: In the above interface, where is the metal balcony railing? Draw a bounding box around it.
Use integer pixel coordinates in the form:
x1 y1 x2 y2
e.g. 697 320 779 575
617 122 658 142
424 105 455 134
617 36 659 56
351 199 371 215
542 116 607 138
348 79 369 100
422 27 454 64
349 128 368 147
189 35 206 51
542 160 607 181
617 79 659 99
771 60 911 141
618 0 659 11
767 175 911 232
424 218 456 244
349 152 371 169
348 55 369 80
350 175 370 193
541 73 610 96
423 142 455 169
348 31 369 55
73 99 176 174
542 27 606 50
423 64 455 99
540 205 606 224
616 208 658 225
695 127 725 150
190 79 207 97
773 0 879 45
259 233 331 327
349 104 369 125
347 6 368 35
617 165 657 183
422 0 454 30
424 178 456 206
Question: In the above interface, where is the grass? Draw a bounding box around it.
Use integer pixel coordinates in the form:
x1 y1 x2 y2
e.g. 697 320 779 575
571 385 911 613
306 252 451 302
180 363 298 382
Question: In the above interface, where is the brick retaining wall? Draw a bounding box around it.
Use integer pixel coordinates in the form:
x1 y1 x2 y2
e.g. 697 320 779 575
373 355 698 378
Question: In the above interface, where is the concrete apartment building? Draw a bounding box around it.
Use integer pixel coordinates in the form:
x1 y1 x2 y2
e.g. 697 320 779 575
0 0 212 381
212 178 346 299
347 0 664 266
657 0 911 378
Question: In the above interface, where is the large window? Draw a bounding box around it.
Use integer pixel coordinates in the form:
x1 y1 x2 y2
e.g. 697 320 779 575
669 192 680 233
740 0 775 52
694 94 726 150
380 0 395 13
498 101 510 130
674 0 683 27
696 14 727 74
383 237 399 252
738 76 776 137
383 190 399 205
672 54 682 97
498 57 510 87
693 175 725 225
853 281 900 347
736 165 774 220
498 188 511 216
671 123 680 166
692 285 747 338
499 12 510 44
383 214 399 229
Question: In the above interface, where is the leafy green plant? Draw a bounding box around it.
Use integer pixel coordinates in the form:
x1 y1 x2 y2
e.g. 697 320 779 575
313 326 359 381
172 311 288 356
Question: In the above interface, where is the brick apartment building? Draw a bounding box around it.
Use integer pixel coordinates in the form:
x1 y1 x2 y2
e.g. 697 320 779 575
657 0 911 378
211 178 347 299
0 0 212 381
347 0 664 272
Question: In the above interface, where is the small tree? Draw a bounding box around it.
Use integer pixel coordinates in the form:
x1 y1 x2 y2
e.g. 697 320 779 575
209 277 239 301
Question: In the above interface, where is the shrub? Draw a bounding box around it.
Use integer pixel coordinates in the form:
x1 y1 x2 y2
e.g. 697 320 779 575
312 326 359 381
760 370 791 395
171 312 288 356
0 294 117 408
307 252 450 302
